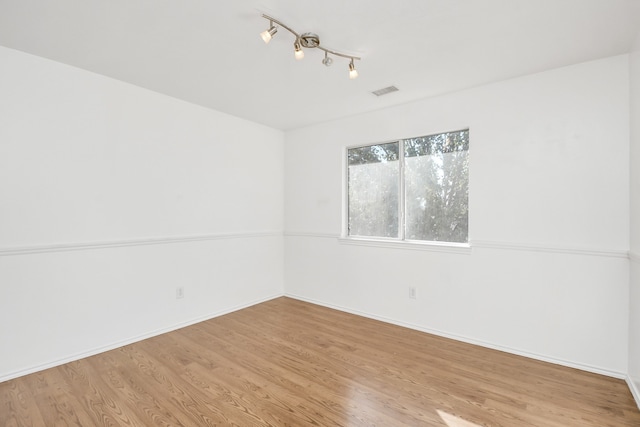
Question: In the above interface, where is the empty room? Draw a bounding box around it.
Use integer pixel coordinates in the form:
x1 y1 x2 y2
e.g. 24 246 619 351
1 0 640 425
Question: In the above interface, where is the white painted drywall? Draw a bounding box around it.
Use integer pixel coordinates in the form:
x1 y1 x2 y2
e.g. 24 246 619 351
0 41 634 389
284 55 630 375
0 46 284 381
629 30 640 404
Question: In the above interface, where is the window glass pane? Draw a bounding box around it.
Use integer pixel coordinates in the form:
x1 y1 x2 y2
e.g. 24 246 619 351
348 142 399 238
404 130 469 243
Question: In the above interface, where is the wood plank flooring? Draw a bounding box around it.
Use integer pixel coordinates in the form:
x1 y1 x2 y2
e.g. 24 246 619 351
2 297 639 426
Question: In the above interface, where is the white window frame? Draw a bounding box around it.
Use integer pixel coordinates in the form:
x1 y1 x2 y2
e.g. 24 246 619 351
340 131 471 254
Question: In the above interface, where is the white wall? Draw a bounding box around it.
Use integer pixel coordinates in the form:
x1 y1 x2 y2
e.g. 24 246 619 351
1 40 634 391
284 55 630 376
629 30 640 404
0 46 284 381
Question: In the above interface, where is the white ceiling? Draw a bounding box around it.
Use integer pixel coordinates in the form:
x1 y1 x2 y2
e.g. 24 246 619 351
0 0 639 130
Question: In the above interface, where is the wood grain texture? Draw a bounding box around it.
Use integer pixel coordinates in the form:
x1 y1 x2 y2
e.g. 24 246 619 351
1 297 639 426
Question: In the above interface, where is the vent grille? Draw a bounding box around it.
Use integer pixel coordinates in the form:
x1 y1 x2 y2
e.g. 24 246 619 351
372 86 399 96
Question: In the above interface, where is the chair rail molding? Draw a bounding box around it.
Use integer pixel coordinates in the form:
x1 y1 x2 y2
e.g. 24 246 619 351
0 231 283 257
472 240 629 259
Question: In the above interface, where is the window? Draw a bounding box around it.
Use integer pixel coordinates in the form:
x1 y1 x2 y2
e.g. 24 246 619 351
347 129 469 244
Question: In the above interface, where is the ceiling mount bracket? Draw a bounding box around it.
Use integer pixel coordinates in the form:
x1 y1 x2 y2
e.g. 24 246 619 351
299 33 320 48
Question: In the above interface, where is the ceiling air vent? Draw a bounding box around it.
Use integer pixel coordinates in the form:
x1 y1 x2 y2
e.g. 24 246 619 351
371 86 399 96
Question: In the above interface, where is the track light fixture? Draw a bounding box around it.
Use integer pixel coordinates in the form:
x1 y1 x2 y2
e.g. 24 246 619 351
349 59 358 80
260 22 277 44
322 51 333 67
259 14 360 79
294 39 304 60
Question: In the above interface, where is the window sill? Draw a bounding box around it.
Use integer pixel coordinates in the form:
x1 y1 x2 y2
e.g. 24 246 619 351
338 237 471 254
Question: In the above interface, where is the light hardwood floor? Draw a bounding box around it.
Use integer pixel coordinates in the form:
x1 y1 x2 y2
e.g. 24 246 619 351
2 297 639 426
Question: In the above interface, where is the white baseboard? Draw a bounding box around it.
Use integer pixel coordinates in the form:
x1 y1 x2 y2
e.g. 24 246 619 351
284 293 626 380
0 293 283 383
4 291 631 395
628 376 640 410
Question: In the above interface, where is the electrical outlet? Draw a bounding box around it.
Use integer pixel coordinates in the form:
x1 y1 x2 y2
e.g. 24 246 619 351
409 287 417 299
176 287 184 299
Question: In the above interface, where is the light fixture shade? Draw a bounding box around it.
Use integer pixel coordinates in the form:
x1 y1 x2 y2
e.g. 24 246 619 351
322 52 333 66
349 61 358 79
260 26 277 44
294 40 304 60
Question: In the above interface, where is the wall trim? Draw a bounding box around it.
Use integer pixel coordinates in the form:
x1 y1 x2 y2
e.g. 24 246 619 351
630 251 640 264
284 293 626 380
284 231 339 239
628 376 640 410
284 232 629 259
0 231 283 257
0 293 284 383
463 240 628 258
